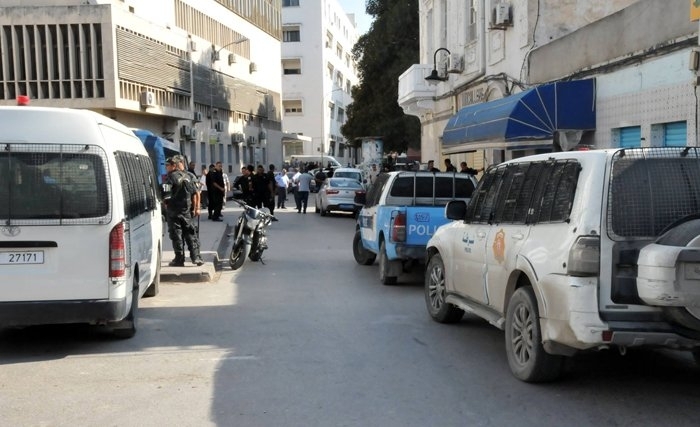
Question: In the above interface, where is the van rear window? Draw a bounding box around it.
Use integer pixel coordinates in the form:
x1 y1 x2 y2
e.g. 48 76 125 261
0 144 110 224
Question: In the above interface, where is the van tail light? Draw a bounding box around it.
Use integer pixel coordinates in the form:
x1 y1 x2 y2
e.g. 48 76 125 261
325 189 339 195
109 222 126 278
391 211 407 243
567 236 600 276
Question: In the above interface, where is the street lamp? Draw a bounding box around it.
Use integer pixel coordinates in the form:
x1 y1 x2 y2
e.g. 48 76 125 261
425 47 451 82
208 37 249 150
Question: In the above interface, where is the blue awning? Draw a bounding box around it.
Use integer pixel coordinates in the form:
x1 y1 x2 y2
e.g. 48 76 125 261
442 79 596 151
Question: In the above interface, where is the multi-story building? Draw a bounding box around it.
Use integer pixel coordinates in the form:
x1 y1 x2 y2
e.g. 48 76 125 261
0 0 284 174
399 0 698 169
280 0 359 167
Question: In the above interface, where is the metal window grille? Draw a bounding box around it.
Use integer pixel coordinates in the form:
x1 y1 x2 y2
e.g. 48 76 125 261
0 144 112 225
607 147 700 239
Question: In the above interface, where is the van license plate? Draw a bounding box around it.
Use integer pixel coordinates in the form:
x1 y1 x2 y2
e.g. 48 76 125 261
0 251 44 265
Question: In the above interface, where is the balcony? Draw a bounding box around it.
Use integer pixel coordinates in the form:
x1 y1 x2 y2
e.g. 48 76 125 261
397 64 437 116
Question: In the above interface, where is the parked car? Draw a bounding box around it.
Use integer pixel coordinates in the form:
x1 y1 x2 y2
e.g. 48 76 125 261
315 177 365 217
331 167 366 188
425 147 700 382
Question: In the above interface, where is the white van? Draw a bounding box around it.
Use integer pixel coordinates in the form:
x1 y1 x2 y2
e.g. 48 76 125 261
287 154 342 169
0 106 162 338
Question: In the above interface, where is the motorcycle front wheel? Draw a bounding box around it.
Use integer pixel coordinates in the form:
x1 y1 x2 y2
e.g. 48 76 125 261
229 239 250 270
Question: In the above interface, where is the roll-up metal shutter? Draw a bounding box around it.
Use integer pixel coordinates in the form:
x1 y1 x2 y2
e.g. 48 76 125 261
663 121 687 147
620 126 641 148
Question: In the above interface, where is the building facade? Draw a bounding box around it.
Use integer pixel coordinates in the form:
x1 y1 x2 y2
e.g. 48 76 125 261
398 0 697 171
0 0 284 174
280 0 359 168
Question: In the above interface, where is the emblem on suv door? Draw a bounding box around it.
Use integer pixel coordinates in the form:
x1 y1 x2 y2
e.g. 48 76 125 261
1 225 20 237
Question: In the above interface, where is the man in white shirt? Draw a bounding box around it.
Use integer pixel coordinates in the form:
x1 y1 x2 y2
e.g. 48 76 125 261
275 169 290 209
294 167 314 214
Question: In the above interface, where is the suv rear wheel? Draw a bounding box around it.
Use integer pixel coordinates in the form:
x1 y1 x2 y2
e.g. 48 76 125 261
505 286 563 382
353 229 376 266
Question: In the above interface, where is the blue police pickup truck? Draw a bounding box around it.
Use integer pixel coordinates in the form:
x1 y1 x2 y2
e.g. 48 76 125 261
352 171 478 284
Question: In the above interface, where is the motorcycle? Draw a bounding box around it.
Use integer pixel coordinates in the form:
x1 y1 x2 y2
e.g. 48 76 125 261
228 198 274 270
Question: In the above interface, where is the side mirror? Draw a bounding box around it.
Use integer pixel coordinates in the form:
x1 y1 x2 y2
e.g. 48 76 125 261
354 192 367 205
445 200 467 220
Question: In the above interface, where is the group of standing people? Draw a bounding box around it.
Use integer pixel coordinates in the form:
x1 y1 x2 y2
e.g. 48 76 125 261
427 158 484 176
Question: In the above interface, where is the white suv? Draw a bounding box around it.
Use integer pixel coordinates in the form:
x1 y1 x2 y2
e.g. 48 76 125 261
425 147 700 382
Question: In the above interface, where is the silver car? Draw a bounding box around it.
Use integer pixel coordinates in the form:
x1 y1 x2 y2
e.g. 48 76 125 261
314 177 365 217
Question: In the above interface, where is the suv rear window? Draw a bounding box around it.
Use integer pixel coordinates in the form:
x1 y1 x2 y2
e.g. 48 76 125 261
608 147 700 239
0 144 110 224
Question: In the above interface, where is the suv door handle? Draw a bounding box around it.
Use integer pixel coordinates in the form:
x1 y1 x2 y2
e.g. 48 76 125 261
512 233 524 240
477 231 487 238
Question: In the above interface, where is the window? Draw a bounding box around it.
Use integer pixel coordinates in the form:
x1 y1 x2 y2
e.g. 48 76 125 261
283 26 300 42
663 121 687 147
282 0 299 6
326 31 333 48
346 80 352 94
336 71 344 87
337 107 345 122
0 146 111 222
283 100 303 114
614 126 642 148
466 0 478 42
327 62 334 78
328 102 335 119
282 58 302 75
336 43 343 58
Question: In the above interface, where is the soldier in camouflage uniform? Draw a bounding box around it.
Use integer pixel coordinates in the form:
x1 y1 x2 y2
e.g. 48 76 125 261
164 157 203 267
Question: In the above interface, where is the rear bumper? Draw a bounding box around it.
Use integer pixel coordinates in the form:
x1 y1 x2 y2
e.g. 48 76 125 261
0 299 127 327
538 274 700 354
394 244 426 260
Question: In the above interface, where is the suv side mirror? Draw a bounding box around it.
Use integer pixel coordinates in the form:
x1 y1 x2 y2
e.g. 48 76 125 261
354 192 367 205
445 200 467 220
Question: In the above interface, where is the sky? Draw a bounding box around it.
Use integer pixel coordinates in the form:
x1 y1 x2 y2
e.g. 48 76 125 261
337 0 372 35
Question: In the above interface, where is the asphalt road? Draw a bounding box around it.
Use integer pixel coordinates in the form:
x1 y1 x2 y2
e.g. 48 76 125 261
1 198 700 426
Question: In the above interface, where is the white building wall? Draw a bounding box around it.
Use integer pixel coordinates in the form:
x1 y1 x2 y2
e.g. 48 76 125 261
0 0 283 173
281 0 358 166
410 0 643 169
596 51 698 148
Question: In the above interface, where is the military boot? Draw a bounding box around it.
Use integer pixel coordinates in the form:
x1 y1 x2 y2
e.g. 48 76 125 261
169 253 185 267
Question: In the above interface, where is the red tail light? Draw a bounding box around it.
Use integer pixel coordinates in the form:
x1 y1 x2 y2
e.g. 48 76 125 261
109 222 126 278
325 189 339 195
391 212 406 242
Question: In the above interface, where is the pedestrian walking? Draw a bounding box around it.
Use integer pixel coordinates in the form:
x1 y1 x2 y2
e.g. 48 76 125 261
265 164 278 220
294 167 314 214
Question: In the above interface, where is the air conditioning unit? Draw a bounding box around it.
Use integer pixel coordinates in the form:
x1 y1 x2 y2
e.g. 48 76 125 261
228 53 236 65
247 136 256 146
493 2 511 26
189 39 197 51
214 121 225 132
180 125 191 137
231 132 245 144
188 128 198 141
139 91 156 108
212 51 220 61
448 53 464 73
193 111 203 122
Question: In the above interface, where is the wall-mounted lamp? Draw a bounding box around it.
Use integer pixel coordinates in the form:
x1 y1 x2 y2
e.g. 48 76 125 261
425 47 451 82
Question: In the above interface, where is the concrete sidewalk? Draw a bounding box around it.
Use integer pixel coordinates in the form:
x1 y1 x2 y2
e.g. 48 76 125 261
160 207 233 283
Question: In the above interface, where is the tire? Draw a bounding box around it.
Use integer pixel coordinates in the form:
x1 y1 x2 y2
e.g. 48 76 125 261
425 254 464 323
315 203 319 213
505 287 563 382
693 349 700 366
229 239 250 270
112 277 138 339
655 219 700 331
320 204 327 216
379 240 397 285
144 247 160 298
353 229 376 265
